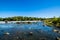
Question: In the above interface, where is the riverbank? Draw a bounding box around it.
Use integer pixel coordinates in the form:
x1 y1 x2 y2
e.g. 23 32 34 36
0 21 41 24
43 19 60 28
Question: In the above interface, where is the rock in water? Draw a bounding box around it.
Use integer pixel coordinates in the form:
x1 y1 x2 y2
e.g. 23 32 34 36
29 32 33 36
4 32 10 35
53 29 59 33
56 37 60 40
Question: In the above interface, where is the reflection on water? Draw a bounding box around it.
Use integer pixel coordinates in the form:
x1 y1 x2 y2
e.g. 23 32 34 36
0 22 60 40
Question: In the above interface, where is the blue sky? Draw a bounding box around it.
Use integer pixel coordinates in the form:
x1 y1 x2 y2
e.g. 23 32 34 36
0 0 60 18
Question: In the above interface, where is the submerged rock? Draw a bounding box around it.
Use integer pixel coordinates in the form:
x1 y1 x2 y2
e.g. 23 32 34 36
53 29 59 33
4 32 10 35
58 31 60 34
27 22 31 24
56 37 60 40
16 22 21 24
43 24 45 26
29 32 33 36
53 29 60 34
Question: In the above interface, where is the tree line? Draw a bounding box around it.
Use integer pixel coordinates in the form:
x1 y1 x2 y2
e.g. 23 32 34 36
0 16 42 21
0 16 60 27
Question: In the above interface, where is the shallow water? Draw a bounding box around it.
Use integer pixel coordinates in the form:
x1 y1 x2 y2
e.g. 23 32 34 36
0 22 60 40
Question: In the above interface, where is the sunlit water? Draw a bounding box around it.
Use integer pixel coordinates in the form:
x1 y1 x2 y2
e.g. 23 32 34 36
0 22 60 40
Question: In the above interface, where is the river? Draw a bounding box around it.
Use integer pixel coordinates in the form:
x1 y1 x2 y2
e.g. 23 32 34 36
0 22 60 40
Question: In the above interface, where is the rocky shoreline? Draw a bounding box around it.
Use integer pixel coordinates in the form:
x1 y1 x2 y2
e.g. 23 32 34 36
0 21 41 24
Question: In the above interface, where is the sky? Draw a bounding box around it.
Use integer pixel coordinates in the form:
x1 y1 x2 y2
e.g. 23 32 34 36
0 0 60 18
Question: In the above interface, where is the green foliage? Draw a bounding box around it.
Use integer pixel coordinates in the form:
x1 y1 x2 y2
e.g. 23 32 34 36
0 16 42 21
44 17 60 28
0 18 3 21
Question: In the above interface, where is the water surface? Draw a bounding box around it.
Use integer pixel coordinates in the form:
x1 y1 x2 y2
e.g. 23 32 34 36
0 22 60 40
